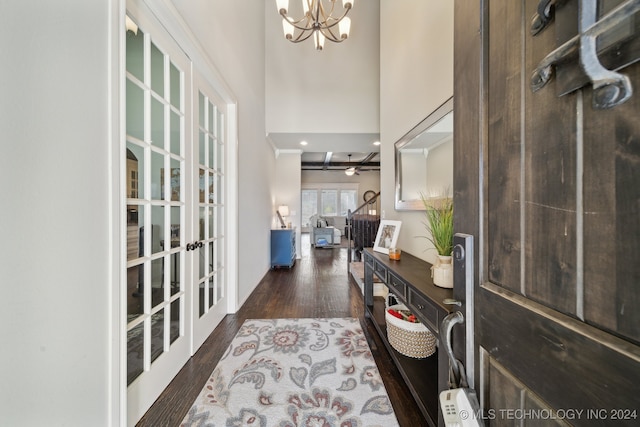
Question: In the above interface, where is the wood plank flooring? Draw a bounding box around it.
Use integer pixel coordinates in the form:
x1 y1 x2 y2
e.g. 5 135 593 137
137 235 427 427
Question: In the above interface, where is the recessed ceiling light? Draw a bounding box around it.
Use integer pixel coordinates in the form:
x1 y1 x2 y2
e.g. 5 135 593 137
373 141 381 146
300 141 308 146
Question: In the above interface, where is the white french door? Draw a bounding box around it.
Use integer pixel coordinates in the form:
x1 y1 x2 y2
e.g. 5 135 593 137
124 13 193 425
191 75 228 349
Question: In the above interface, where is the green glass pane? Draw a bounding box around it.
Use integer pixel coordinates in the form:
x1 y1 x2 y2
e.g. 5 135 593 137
169 251 180 297
170 300 180 344
150 311 164 363
208 173 215 204
170 158 180 201
208 207 214 239
126 142 144 199
127 265 143 316
208 276 215 308
217 207 224 240
198 92 205 128
170 206 181 245
151 97 165 148
208 135 214 168
125 26 144 81
150 42 164 97
209 242 214 274
199 131 206 167
150 206 164 255
208 101 214 132
170 110 180 155
127 204 144 261
199 169 206 203
170 62 180 109
199 279 205 317
151 151 164 200
216 174 223 204
151 257 164 308
126 79 144 141
127 322 144 385
199 207 206 241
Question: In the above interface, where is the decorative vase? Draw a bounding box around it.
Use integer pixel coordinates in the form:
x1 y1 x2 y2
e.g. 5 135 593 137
431 255 453 288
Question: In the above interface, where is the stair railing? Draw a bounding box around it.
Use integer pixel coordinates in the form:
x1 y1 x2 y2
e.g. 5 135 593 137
346 191 380 273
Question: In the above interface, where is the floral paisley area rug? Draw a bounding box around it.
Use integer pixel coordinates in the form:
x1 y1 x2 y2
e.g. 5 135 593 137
181 317 400 427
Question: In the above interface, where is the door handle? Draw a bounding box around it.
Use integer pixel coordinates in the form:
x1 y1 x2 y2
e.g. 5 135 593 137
440 311 465 388
186 241 203 251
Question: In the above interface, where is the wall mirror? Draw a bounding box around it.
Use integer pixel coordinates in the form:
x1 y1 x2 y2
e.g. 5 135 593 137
395 97 453 210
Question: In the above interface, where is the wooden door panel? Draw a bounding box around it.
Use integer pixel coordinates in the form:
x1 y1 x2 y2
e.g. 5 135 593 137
481 348 570 427
524 0 578 316
487 0 523 293
478 284 640 417
583 63 640 344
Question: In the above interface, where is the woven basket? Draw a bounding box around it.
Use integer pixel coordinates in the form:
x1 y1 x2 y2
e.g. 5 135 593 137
385 304 436 358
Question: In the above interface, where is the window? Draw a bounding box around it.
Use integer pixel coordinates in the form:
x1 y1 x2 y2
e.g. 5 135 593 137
301 184 359 229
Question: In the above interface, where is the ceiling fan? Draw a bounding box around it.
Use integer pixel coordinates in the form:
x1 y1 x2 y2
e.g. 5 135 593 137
345 154 359 176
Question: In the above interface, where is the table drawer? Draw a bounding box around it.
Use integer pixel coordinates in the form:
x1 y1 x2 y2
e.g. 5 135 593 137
387 272 406 299
373 259 387 282
408 288 439 334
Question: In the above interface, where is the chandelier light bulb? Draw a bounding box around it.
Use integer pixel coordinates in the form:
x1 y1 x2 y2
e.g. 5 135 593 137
315 31 325 50
276 0 289 14
338 16 351 39
282 19 294 39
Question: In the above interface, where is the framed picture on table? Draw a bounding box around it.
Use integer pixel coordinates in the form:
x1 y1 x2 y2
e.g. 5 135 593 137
373 220 402 254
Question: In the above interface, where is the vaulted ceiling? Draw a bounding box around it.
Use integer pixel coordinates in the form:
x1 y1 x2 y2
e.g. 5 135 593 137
265 1 381 166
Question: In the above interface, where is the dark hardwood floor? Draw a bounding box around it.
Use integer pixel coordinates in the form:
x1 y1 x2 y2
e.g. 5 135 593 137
137 235 427 427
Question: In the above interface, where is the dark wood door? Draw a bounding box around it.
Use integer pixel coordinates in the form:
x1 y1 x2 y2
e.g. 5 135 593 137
454 0 640 424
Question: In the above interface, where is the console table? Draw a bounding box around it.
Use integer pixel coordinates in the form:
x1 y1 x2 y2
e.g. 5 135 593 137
270 228 296 268
363 248 453 427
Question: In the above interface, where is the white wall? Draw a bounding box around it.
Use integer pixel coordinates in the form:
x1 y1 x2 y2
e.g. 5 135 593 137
265 0 380 134
172 0 272 305
380 0 454 264
273 152 302 256
0 1 117 425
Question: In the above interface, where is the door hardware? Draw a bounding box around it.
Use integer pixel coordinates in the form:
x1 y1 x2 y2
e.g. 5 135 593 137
531 0 640 108
186 241 203 251
531 0 557 36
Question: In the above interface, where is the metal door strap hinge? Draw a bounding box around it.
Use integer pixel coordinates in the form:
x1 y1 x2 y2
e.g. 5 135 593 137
531 0 640 109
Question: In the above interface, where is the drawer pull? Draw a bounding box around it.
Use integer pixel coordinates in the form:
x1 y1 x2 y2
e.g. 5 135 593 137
417 304 424 310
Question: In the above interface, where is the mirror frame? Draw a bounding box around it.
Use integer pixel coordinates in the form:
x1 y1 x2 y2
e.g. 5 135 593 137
394 97 454 210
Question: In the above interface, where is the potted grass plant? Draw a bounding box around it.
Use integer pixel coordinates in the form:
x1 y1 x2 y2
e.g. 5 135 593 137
420 194 454 288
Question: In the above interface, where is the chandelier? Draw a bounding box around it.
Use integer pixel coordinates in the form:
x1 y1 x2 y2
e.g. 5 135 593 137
276 0 355 51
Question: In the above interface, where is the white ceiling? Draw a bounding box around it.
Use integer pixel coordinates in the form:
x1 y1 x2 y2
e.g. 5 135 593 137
268 132 380 152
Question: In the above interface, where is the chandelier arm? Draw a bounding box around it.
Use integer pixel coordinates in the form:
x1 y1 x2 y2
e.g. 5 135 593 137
289 29 316 43
317 3 351 30
320 26 342 43
280 13 315 31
